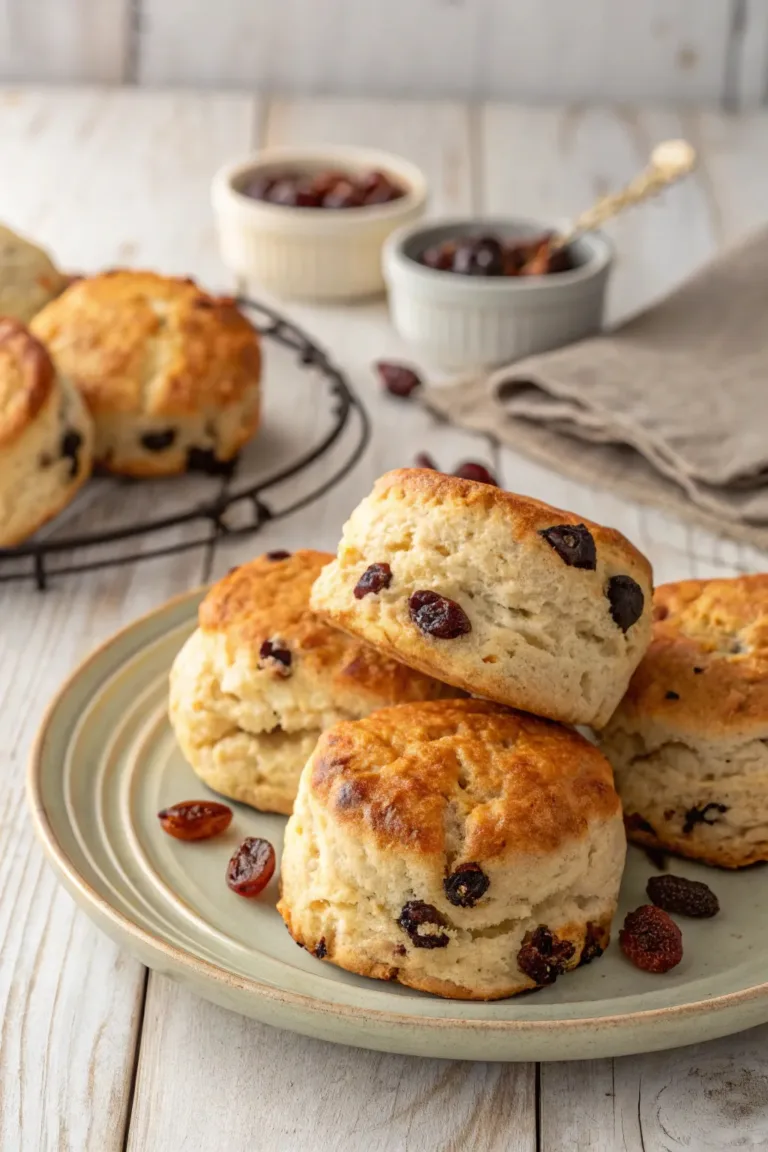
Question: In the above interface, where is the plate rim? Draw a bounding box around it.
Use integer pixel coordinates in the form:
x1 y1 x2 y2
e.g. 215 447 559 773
26 586 768 1048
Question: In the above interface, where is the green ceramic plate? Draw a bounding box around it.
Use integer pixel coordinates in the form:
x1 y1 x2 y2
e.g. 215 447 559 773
28 590 768 1061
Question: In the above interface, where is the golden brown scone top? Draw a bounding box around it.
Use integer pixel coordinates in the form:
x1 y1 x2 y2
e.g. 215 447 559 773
369 469 652 582
310 698 621 859
0 318 56 449
31 270 261 417
613 575 768 738
200 550 455 706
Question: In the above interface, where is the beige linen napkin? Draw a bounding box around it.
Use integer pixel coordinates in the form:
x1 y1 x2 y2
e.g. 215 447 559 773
426 227 768 550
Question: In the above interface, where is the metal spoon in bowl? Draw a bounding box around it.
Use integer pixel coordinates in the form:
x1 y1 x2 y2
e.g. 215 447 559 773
552 139 697 250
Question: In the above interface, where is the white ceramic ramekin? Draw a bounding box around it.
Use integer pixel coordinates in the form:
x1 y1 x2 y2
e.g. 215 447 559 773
383 218 613 370
212 146 428 302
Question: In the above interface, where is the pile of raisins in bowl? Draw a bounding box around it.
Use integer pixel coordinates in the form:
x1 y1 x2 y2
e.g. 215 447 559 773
418 232 574 278
242 168 406 210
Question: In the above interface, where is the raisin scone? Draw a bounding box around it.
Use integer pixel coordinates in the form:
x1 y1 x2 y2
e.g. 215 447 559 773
31 270 261 477
0 224 68 323
310 469 653 728
169 550 458 815
601 575 768 869
278 698 625 1000
0 318 93 546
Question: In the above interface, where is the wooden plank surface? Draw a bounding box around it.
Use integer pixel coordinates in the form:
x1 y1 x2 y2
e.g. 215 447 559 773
0 87 255 1152
134 0 746 104
2 88 768 1151
0 0 129 82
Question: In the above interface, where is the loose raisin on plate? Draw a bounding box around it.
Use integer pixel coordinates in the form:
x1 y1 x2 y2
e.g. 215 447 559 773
606 574 645 632
226 837 276 897
647 874 719 919
517 926 575 985
375 361 423 399
354 562 393 599
538 523 597 570
409 590 471 639
682 802 728 834
259 638 292 675
158 800 232 841
397 900 450 949
453 461 499 486
619 905 683 973
443 863 490 908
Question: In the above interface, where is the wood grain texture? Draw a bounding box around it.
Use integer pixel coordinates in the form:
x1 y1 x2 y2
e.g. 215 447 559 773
0 0 129 82
0 86 254 1151
136 0 740 103
128 978 536 1152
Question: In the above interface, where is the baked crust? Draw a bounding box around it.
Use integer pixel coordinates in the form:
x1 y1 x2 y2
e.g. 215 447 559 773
0 318 56 449
31 269 261 417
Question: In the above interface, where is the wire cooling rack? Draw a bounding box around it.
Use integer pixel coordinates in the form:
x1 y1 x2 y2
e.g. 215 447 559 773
0 296 370 589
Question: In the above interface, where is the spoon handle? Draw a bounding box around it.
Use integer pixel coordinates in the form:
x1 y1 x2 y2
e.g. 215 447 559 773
555 139 696 248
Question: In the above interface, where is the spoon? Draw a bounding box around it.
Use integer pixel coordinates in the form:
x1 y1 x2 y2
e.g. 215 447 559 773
553 139 697 249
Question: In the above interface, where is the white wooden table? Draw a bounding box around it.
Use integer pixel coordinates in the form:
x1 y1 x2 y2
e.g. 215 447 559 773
2 87 768 1152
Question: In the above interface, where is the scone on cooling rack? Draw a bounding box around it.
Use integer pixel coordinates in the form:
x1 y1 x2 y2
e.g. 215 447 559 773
310 468 653 728
169 550 458 815
31 270 261 477
278 698 625 999
601 574 768 869
0 224 69 323
0 318 93 547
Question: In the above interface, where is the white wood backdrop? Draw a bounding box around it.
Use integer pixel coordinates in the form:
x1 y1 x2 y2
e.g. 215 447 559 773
2 0 768 105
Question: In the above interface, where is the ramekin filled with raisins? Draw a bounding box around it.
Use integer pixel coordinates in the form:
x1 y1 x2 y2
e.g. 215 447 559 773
383 217 612 370
213 146 428 301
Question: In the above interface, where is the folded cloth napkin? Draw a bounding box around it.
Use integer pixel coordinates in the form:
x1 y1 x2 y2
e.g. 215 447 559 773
425 227 768 550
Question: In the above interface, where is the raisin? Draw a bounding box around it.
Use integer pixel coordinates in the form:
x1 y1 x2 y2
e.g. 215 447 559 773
683 803 728 834
653 604 669 622
606 574 645 632
665 690 680 700
452 236 505 276
226 837 276 897
397 900 450 949
409 590 471 639
414 451 438 470
266 550 291 560
158 800 232 841
625 813 656 837
421 243 455 271
323 180 365 209
186 446 237 476
647 874 719 918
375 361 422 398
517 926 575 985
579 921 607 965
539 523 597 570
354 563 393 599
693 666 704 674
314 938 328 959
140 428 177 452
443 863 490 908
453 462 499 486
619 905 683 973
259 639 292 675
60 429 83 479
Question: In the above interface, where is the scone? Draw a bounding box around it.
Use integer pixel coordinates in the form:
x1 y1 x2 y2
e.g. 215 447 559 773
0 318 93 546
310 469 653 727
31 270 261 477
0 224 68 323
601 574 768 869
169 550 458 815
278 698 625 1000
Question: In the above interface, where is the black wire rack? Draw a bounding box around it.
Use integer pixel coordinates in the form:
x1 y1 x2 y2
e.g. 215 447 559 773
0 296 370 589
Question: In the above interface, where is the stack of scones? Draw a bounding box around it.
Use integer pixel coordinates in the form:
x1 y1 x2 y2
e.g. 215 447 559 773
173 467 705 1000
